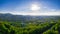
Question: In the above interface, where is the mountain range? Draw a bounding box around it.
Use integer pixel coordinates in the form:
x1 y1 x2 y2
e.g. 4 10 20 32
0 13 60 23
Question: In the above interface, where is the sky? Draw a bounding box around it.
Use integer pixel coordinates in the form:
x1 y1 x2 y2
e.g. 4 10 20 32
0 0 60 16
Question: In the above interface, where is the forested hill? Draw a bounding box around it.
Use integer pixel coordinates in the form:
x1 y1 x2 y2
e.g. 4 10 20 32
0 13 60 34
0 13 60 22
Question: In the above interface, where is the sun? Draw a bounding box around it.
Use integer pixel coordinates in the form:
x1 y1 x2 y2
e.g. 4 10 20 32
30 4 40 11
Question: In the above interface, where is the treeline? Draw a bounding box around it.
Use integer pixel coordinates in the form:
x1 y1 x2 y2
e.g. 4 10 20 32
0 20 60 34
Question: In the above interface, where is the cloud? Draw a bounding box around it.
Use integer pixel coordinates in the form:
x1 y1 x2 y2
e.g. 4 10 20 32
12 11 60 16
0 9 60 16
0 6 60 16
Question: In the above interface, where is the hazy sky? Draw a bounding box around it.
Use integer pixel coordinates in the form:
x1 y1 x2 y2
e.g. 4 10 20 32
0 0 60 16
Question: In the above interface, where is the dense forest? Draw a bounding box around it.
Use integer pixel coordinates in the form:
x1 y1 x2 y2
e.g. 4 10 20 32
0 14 60 34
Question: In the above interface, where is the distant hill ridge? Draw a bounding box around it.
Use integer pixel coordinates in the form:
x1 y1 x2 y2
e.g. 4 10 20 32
0 13 60 22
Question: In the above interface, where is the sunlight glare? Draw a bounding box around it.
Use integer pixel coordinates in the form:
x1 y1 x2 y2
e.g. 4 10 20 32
30 4 40 11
